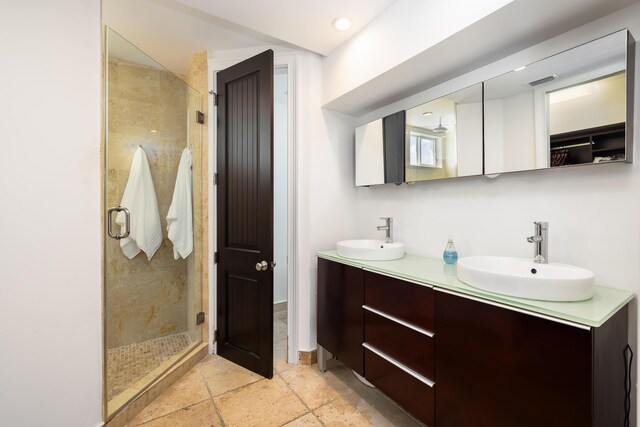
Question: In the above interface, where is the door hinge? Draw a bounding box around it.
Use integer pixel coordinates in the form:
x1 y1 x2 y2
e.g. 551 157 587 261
214 172 218 185
214 252 219 264
213 330 218 342
196 110 205 124
209 90 218 106
196 312 205 325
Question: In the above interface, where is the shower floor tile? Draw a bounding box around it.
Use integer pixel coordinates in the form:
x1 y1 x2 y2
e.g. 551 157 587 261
107 332 191 398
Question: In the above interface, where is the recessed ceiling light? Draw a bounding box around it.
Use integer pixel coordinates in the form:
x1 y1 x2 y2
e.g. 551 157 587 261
150 129 158 133
514 66 526 72
422 111 433 117
333 17 351 31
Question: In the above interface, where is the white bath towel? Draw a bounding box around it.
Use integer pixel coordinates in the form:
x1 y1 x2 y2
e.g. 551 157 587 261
166 147 193 259
116 146 162 260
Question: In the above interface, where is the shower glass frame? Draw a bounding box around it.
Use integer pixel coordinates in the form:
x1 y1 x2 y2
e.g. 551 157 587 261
102 27 204 421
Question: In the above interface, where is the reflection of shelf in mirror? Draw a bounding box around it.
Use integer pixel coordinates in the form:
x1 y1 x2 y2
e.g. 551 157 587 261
550 142 593 151
592 147 625 153
549 122 626 166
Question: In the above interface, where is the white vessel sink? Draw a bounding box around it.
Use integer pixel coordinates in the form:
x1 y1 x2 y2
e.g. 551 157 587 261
337 240 405 261
457 256 594 302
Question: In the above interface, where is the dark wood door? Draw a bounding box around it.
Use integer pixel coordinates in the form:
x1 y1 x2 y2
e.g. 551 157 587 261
216 50 274 378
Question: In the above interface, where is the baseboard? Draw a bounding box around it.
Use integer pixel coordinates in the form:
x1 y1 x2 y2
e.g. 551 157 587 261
274 301 287 312
298 349 317 365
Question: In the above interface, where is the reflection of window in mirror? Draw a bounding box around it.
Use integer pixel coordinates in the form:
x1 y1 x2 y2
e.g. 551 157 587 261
409 132 440 168
404 82 483 181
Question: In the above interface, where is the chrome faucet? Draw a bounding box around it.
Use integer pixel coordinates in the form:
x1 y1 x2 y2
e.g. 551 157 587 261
527 221 548 264
377 217 393 243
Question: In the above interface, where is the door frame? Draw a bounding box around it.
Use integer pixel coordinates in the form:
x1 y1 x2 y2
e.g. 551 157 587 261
208 49 298 365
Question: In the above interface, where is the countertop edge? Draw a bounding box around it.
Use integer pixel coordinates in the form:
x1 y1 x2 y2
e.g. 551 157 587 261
317 251 635 328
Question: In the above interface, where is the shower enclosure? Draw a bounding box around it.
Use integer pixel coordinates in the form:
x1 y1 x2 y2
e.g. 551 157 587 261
103 28 203 418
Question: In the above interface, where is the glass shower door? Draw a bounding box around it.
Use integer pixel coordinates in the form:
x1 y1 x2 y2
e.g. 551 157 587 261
104 28 203 418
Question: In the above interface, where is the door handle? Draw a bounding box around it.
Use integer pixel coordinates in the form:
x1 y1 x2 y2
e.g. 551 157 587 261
107 206 130 240
255 261 268 271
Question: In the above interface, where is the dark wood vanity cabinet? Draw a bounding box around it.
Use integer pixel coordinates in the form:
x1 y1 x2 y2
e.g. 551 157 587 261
316 258 364 375
317 258 630 427
436 290 629 427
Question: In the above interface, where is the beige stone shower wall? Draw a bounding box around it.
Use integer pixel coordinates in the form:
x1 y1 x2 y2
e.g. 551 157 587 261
106 58 196 348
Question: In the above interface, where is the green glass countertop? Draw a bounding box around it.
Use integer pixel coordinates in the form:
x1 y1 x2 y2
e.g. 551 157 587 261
317 251 634 328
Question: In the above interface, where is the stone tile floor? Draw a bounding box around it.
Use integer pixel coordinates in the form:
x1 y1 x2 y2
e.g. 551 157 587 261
124 314 423 427
108 332 191 397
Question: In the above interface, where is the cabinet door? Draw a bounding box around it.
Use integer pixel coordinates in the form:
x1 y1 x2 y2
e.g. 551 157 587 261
317 258 364 375
383 111 405 184
436 291 592 427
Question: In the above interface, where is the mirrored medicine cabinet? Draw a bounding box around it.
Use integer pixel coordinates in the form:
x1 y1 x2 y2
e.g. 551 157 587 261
484 29 634 175
354 29 635 187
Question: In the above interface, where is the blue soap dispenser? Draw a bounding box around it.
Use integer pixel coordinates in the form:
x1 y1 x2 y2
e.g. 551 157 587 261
443 239 458 264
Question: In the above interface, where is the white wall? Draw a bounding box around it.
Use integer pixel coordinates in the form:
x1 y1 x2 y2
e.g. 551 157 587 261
0 1 103 426
502 91 536 172
485 92 536 174
484 100 505 173
346 3 640 419
295 52 358 351
274 68 288 303
455 102 483 176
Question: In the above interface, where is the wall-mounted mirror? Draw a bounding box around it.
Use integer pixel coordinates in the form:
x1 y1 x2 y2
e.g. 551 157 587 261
404 83 483 182
484 29 634 175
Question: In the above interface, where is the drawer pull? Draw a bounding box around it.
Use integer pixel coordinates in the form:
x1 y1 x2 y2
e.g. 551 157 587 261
363 342 435 388
363 305 435 337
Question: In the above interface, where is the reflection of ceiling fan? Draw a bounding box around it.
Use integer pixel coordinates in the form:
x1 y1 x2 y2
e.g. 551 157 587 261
432 116 448 133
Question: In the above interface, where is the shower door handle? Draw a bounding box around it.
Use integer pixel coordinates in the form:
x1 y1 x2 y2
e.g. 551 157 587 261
107 206 130 240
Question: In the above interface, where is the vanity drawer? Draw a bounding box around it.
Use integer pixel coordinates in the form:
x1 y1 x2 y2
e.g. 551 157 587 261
364 345 435 426
364 308 435 380
364 271 435 331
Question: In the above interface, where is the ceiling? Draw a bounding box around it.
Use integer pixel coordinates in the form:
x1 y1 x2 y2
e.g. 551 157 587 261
330 0 640 116
173 0 398 56
103 0 296 74
104 0 639 114
103 0 397 73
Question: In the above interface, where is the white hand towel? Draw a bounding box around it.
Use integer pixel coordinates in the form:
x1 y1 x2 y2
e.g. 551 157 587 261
116 146 162 260
166 147 193 259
